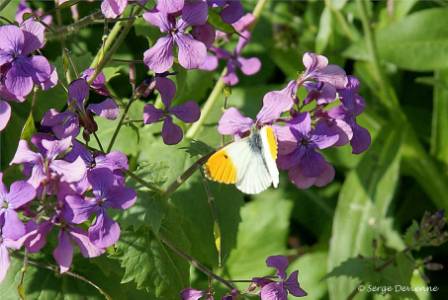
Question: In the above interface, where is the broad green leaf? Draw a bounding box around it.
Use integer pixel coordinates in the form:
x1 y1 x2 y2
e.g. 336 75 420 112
226 190 293 280
375 8 448 71
118 213 190 299
328 125 403 300
315 7 332 53
287 252 329 300
430 69 448 168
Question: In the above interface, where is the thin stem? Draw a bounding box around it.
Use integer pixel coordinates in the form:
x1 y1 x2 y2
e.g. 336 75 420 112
107 98 136 152
89 6 141 85
18 250 28 300
159 235 235 290
47 11 103 41
93 132 105 153
64 48 80 78
112 58 145 64
163 152 214 197
124 169 164 194
24 259 111 300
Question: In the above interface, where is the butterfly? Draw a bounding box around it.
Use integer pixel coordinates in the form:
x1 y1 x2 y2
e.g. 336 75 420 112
204 126 279 194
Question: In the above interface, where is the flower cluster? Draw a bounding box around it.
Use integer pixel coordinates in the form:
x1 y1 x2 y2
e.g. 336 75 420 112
218 52 371 189
0 21 57 132
142 0 259 86
180 255 306 300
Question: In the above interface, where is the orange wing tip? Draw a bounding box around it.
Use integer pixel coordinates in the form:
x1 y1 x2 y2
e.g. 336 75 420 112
265 126 278 160
204 149 237 184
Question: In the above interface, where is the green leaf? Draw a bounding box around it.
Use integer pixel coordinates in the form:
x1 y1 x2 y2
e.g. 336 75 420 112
226 190 293 280
430 69 448 168
117 211 190 299
328 125 404 300
20 112 36 141
208 10 236 34
375 8 448 71
315 7 332 53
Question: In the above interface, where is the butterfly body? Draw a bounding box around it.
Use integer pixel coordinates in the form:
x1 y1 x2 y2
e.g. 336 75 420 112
204 126 279 194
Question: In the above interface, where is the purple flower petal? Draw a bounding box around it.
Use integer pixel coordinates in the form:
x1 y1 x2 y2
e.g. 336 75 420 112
88 210 121 248
221 1 244 24
101 0 128 19
96 151 129 171
144 36 174 73
218 107 254 136
88 98 119 120
222 62 239 86
170 101 200 123
64 195 97 224
238 57 261 76
260 282 287 300
106 186 136 210
41 136 72 159
40 66 58 90
155 77 176 107
157 0 184 14
68 78 89 107
42 110 80 139
143 10 171 32
29 55 52 83
5 61 34 98
10 140 40 165
0 100 11 132
180 288 204 300
50 157 87 183
315 65 348 89
232 13 255 33
199 54 218 71
88 168 115 193
24 221 52 253
314 163 335 187
284 271 307 297
274 125 299 156
175 33 207 70
0 25 24 56
299 149 327 178
162 116 183 145
53 230 73 273
0 244 11 283
20 20 45 55
351 123 371 154
143 104 164 124
81 68 108 96
182 0 208 26
288 166 315 190
302 52 328 70
2 209 26 240
266 255 289 280
290 113 311 137
192 24 216 48
6 181 35 209
256 81 297 124
69 227 104 258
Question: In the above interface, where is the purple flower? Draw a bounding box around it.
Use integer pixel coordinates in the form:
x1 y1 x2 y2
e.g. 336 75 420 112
210 0 244 24
143 10 207 72
156 0 185 14
180 288 207 300
41 78 118 139
10 137 87 189
0 173 36 241
81 68 110 96
276 113 338 189
53 225 104 273
300 52 347 89
0 220 27 282
218 81 297 137
143 77 200 145
101 0 128 19
16 0 53 25
256 256 307 300
0 22 56 100
64 168 136 248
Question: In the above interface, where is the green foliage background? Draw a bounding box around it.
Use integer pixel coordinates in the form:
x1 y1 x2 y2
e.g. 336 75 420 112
1 0 448 299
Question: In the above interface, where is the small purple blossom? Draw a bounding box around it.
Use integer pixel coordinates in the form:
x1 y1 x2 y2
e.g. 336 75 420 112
16 0 53 25
81 68 110 96
0 22 56 100
64 168 136 248
0 99 11 132
300 52 347 88
10 137 87 189
143 10 207 72
0 219 27 282
143 77 200 145
256 256 307 300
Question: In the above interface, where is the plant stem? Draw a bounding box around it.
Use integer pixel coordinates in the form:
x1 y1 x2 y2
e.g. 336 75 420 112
124 169 164 194
107 97 136 152
47 11 103 41
24 259 111 300
88 6 142 85
163 152 214 197
159 235 235 290
93 132 105 153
